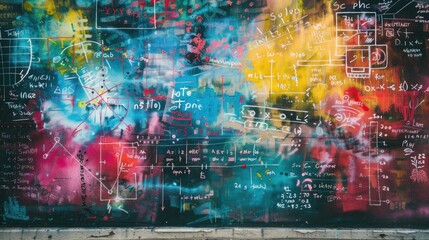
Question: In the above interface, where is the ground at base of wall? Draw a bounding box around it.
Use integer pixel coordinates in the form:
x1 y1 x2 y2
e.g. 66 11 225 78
1 228 428 240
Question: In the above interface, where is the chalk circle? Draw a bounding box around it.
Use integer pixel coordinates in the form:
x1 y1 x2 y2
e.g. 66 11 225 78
108 190 113 195
77 101 86 108
43 154 48 159
52 56 61 63
54 137 60 143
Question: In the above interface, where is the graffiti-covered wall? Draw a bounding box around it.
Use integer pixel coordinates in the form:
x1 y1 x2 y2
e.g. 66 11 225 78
1 0 429 227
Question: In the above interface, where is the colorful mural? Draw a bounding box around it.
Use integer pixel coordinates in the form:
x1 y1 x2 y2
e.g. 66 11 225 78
1 0 429 227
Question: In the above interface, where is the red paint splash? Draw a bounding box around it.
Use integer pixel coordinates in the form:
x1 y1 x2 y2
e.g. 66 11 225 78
346 87 369 111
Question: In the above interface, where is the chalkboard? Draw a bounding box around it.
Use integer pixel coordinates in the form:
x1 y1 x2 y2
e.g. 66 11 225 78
1 0 429 228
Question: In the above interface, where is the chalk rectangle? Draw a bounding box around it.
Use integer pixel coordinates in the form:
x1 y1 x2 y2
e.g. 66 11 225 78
241 105 308 124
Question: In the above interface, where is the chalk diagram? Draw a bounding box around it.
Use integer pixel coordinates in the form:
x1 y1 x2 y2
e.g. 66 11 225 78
0 38 33 86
